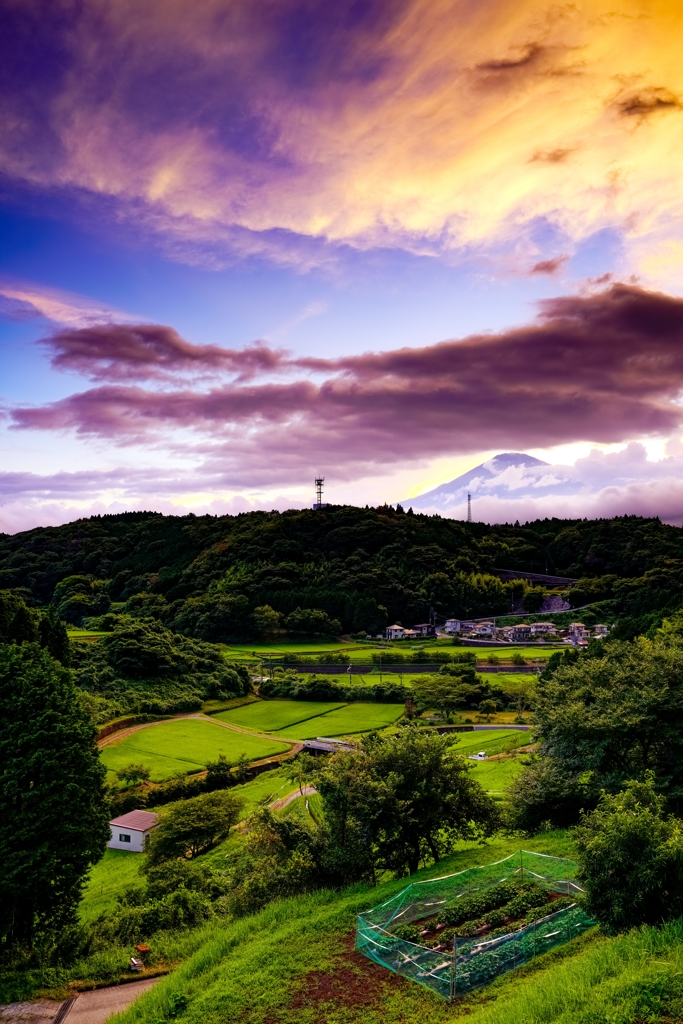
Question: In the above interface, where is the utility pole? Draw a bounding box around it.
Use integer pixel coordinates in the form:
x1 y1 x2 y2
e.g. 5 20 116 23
467 492 472 523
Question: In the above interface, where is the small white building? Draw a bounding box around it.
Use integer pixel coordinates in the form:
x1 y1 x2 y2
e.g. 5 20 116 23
594 624 610 638
472 621 495 637
385 624 406 640
108 809 160 853
444 618 461 634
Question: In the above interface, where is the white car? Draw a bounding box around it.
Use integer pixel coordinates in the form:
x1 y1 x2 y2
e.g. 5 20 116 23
468 751 487 761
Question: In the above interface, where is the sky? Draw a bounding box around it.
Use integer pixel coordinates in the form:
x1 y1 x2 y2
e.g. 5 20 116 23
2 0 683 532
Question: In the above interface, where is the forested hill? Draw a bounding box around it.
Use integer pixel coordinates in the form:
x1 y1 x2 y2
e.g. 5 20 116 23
1 507 682 639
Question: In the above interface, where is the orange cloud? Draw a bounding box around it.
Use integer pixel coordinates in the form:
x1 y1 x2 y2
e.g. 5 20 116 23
2 0 683 276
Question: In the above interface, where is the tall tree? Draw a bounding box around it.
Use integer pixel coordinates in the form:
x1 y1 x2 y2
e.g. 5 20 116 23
0 643 111 950
313 730 498 879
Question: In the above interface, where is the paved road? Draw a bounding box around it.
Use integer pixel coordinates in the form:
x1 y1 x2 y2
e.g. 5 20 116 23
269 785 317 811
0 978 162 1024
0 1000 62 1023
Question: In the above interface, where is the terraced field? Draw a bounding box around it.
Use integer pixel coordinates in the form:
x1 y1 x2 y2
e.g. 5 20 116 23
214 699 345 732
276 702 405 739
100 718 291 781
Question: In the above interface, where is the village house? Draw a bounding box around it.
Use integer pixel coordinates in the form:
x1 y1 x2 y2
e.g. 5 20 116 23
443 618 461 634
510 623 532 641
529 622 558 637
412 623 436 637
568 622 591 643
471 621 495 637
385 624 405 640
593 624 610 637
108 809 160 853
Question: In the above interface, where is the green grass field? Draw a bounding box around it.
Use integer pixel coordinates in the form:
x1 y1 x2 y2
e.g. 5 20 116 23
99 719 290 781
214 699 346 732
452 729 529 757
80 848 145 923
469 756 525 798
277 703 405 739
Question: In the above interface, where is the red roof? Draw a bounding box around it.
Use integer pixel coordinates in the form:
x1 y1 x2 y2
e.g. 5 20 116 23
109 809 160 832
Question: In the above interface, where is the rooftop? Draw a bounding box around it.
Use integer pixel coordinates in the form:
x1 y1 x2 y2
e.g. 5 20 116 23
109 809 160 831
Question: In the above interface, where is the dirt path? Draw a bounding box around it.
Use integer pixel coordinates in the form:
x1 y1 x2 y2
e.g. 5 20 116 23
269 785 317 811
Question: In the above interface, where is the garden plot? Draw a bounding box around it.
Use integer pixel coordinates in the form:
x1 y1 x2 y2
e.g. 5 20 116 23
214 699 345 732
100 718 290 781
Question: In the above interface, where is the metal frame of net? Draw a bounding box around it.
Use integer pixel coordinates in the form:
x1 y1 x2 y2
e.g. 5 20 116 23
355 850 594 999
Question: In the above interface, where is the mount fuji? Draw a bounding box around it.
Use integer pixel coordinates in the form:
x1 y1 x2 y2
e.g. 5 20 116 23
403 452 580 514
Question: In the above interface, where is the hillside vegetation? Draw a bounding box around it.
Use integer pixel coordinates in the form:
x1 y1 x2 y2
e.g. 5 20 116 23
1 508 683 640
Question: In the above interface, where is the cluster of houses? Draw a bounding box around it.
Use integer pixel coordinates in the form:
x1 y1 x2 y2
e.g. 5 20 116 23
384 623 436 641
442 619 610 645
384 619 609 644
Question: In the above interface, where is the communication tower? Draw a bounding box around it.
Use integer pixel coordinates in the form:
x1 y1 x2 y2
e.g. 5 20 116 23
467 492 472 522
314 476 327 509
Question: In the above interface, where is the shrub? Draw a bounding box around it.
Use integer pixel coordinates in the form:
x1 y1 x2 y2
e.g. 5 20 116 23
573 775 683 934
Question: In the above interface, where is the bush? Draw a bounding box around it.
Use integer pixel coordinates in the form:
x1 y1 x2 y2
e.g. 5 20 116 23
573 775 683 934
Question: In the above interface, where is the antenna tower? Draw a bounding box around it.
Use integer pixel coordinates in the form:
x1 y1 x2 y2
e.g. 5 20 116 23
467 492 472 523
314 476 325 509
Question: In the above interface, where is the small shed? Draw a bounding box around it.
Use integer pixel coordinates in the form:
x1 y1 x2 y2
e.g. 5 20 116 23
108 809 160 853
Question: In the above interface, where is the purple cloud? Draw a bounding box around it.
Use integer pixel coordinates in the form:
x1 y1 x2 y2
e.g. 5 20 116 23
13 285 683 482
41 323 286 382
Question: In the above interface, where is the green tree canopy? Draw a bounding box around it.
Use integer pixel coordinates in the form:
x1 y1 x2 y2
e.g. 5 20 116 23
313 730 498 879
0 643 110 949
573 776 683 934
285 607 341 636
147 790 244 862
509 619 683 830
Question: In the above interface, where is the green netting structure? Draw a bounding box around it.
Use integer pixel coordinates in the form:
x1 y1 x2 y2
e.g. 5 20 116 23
356 850 594 1000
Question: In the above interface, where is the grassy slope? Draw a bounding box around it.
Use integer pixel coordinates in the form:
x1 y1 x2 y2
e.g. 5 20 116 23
99 719 290 781
276 704 405 739
80 849 145 924
468 756 524 797
215 700 346 731
109 829 683 1024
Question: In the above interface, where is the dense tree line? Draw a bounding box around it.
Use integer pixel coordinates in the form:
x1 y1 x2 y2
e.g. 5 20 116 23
2 508 683 641
510 611 683 831
72 617 252 721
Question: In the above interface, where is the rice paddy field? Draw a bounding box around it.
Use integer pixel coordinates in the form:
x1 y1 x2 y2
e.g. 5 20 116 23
468 756 525 798
213 700 346 732
275 702 405 739
99 718 291 781
452 729 529 757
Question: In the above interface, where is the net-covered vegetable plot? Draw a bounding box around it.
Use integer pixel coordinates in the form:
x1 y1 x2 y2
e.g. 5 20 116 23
356 850 594 1000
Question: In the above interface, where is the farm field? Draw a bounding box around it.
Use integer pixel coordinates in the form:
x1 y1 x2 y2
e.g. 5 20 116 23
99 718 291 781
113 829 651 1024
213 699 345 732
452 729 528 757
276 702 404 739
225 641 358 658
468 755 525 798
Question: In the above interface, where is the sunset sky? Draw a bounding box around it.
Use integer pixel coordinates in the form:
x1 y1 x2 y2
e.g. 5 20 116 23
3 0 683 530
